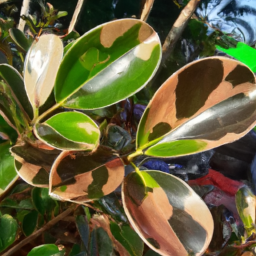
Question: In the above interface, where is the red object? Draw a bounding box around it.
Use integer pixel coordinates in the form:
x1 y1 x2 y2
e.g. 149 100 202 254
188 169 244 196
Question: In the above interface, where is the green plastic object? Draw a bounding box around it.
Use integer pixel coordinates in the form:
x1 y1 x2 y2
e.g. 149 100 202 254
216 42 256 72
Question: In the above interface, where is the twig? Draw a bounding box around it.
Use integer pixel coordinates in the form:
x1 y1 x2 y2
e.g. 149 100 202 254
140 0 155 22
161 0 201 66
68 0 85 34
18 0 31 32
2 205 77 256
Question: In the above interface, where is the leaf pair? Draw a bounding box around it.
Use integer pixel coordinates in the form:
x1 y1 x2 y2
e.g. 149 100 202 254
24 18 161 151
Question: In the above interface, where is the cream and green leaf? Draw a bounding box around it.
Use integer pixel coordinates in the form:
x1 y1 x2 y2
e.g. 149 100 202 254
24 34 63 116
34 111 100 151
54 19 161 110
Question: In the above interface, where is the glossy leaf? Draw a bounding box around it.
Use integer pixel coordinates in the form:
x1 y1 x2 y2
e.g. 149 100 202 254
11 142 60 187
34 111 100 151
0 214 18 253
54 18 161 110
122 170 213 256
0 64 33 119
0 141 18 195
27 244 64 256
136 57 256 158
235 186 256 236
24 34 63 112
49 146 124 203
9 28 32 52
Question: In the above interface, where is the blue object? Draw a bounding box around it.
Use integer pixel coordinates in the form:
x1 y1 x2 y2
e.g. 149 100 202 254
143 159 170 173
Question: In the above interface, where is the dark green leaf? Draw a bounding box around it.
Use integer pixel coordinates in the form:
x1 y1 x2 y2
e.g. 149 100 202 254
76 215 89 250
0 64 33 120
22 210 38 236
32 187 59 219
9 28 32 52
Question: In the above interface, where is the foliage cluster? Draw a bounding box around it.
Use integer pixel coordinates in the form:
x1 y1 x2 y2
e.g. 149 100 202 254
1 1 256 256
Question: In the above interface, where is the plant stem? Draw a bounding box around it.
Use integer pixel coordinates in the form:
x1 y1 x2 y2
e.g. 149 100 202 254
161 0 201 66
127 149 143 162
140 0 155 22
2 205 77 256
18 0 31 32
32 102 61 124
68 0 85 34
130 161 147 187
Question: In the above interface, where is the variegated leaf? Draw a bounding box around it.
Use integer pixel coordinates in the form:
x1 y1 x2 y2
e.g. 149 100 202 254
54 18 161 110
11 142 60 187
24 34 63 113
136 57 256 158
34 111 100 151
122 170 213 256
49 146 124 203
0 141 18 196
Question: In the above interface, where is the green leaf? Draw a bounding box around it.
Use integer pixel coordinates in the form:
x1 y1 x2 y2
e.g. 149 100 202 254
49 146 124 203
96 227 113 256
0 141 18 195
110 222 144 256
24 34 63 113
136 57 256 158
22 210 38 236
35 111 100 151
32 187 59 219
0 64 33 120
216 42 256 72
122 170 213 256
0 198 33 210
235 186 255 236
76 215 89 250
27 244 65 256
0 214 18 253
54 18 161 110
9 28 32 52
